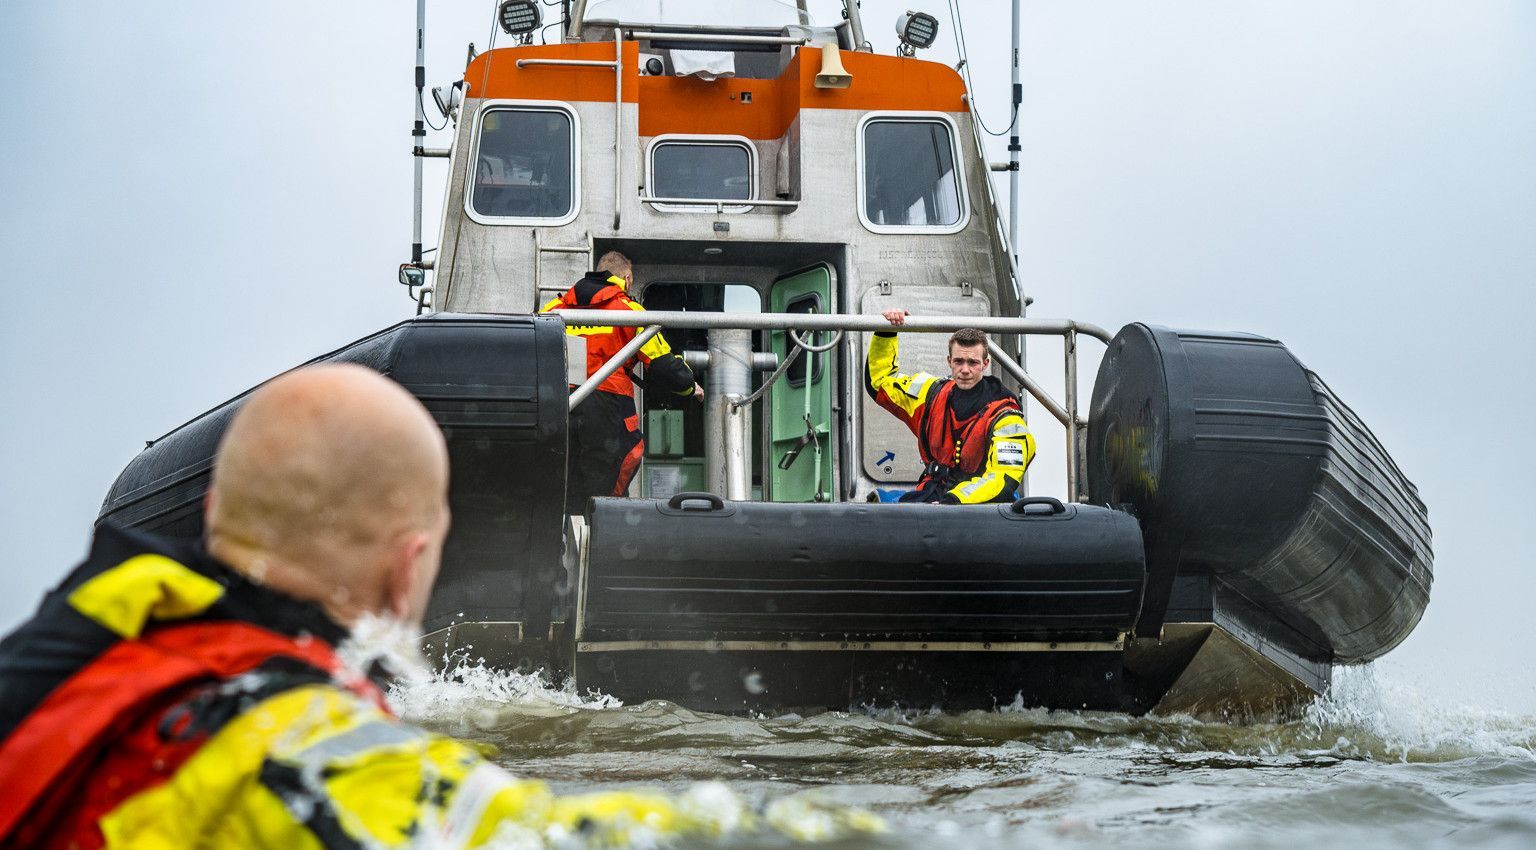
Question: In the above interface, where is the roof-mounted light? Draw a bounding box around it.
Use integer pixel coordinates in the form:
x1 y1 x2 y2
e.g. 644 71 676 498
497 0 541 37
431 80 463 119
895 11 939 55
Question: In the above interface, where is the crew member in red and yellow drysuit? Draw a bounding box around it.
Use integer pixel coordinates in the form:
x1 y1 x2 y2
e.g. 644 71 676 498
865 309 1036 503
542 251 702 514
0 365 881 849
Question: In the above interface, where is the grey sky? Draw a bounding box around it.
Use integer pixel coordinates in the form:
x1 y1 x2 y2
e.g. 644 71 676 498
2 1 1531 712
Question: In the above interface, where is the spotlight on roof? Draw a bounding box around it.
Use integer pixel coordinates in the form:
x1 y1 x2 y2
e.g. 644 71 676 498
895 11 939 55
497 0 541 36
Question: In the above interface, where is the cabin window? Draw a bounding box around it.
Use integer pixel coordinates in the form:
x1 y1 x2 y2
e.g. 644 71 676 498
647 136 755 212
468 105 578 224
859 116 968 233
784 291 824 388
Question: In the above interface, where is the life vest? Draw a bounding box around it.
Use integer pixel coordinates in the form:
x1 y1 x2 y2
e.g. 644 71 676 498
0 620 380 849
916 380 1021 484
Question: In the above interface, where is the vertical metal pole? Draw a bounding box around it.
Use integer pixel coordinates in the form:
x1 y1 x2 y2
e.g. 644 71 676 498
532 230 542 297
705 329 753 498
1064 329 1080 502
412 0 427 265
1008 0 1021 282
1010 0 1026 494
613 29 623 232
842 0 868 51
723 400 751 500
567 0 590 41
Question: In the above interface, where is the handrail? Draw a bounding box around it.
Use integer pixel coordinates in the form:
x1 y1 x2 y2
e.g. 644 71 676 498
987 339 1087 501
515 58 617 68
569 326 662 409
640 196 800 212
626 31 811 45
540 309 1112 342
986 341 1070 427
548 310 1109 502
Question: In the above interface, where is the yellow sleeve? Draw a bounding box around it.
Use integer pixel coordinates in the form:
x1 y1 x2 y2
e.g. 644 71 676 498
626 300 675 362
864 333 940 423
538 295 562 313
626 301 696 396
98 685 543 848
101 682 885 848
943 412 1036 504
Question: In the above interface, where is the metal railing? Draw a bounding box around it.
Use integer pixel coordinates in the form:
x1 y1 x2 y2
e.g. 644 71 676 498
639 196 800 213
546 310 1109 501
625 31 812 46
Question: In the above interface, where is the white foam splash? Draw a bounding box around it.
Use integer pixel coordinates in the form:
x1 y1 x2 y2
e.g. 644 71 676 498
334 612 436 686
1303 664 1536 762
388 655 621 727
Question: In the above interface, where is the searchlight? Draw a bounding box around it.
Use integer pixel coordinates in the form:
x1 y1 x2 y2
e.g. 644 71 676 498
497 0 541 37
895 11 939 56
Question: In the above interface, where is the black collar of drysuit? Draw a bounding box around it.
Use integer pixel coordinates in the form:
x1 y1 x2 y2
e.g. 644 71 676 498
0 523 354 740
571 271 626 306
947 375 1012 421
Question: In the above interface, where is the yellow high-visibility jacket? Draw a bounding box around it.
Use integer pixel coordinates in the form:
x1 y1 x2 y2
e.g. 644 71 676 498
0 525 881 849
864 333 1036 503
540 271 695 398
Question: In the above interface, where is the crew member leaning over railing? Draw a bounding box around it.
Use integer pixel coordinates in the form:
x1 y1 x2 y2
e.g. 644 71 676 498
865 309 1036 504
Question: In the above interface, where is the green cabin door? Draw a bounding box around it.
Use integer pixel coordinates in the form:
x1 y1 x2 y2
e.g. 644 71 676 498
768 264 836 502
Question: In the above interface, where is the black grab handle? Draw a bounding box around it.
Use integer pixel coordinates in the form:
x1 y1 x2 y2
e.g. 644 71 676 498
1010 496 1068 515
667 491 725 511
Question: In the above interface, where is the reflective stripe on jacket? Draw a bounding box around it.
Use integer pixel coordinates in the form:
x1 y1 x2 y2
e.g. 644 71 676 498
541 271 695 398
864 332 1036 504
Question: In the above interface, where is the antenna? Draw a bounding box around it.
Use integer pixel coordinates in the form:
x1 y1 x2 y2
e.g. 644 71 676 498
1009 0 1022 312
412 0 426 267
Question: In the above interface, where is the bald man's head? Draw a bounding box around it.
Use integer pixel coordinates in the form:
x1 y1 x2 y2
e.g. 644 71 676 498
206 364 450 628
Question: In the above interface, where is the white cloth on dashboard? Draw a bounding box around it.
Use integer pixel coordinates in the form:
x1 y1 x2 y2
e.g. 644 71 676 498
671 50 735 80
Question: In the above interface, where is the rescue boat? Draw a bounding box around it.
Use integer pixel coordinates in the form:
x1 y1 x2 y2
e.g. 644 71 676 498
98 0 1431 718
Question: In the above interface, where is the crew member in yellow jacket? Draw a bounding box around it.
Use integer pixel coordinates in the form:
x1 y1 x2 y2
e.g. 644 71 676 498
865 309 1036 503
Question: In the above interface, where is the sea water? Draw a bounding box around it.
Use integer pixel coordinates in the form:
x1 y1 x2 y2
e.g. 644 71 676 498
392 663 1536 849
